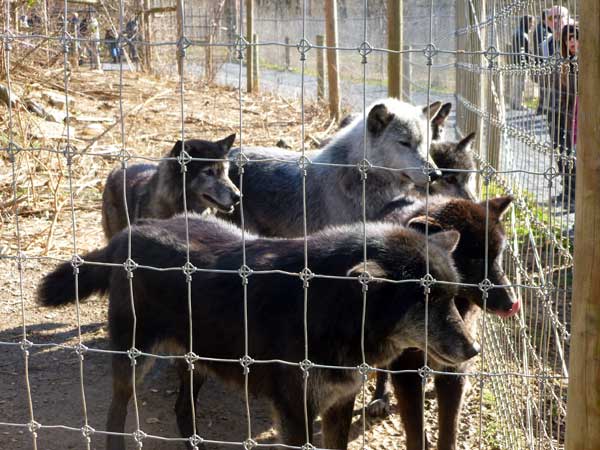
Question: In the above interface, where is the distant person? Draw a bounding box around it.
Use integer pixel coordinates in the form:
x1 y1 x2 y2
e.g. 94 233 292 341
125 18 140 63
88 14 101 70
510 15 534 110
105 28 120 63
532 10 552 114
547 22 578 206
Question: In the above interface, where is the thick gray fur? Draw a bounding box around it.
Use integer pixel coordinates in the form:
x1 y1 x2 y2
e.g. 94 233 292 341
226 98 443 237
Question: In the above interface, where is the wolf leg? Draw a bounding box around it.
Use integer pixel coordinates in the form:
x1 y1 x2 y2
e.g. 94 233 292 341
106 355 133 450
366 371 392 417
434 371 468 450
174 360 207 448
321 396 355 449
390 351 430 450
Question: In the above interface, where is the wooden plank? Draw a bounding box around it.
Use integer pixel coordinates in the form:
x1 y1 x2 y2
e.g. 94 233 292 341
387 0 402 99
324 0 340 120
316 34 325 101
145 6 177 15
565 3 600 449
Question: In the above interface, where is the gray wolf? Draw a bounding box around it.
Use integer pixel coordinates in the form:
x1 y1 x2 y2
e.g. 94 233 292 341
427 131 477 199
226 99 444 237
367 195 519 450
101 134 240 239
37 215 479 450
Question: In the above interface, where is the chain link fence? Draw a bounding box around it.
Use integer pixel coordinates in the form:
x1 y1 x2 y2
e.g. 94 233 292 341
1 0 578 449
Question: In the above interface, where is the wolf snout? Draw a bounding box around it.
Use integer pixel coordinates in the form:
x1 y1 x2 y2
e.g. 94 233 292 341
466 341 481 360
429 169 443 182
231 190 241 205
496 298 521 318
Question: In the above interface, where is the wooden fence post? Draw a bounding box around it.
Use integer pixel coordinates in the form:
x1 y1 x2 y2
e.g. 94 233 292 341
142 0 152 72
252 33 259 92
316 34 325 102
402 44 411 102
324 0 340 120
565 1 600 448
387 0 402 99
245 0 254 93
285 36 290 70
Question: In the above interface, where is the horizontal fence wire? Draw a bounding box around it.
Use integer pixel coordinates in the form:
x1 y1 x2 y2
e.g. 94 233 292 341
1 0 575 449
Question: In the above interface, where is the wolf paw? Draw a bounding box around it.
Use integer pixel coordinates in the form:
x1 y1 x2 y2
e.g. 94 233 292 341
366 397 391 418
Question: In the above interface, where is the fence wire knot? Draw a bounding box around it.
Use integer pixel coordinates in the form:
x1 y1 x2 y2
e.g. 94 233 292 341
296 39 312 61
299 268 314 288
133 429 147 445
297 155 312 173
357 362 371 380
27 420 41 434
71 254 84 274
357 270 372 293
420 274 436 294
235 151 249 171
127 347 142 366
544 166 560 186
540 283 554 300
6 142 20 162
184 352 200 371
63 144 77 166
240 355 254 374
234 36 249 60
480 164 496 184
302 443 316 450
74 343 88 360
177 149 192 172
123 258 138 278
417 365 432 379
238 264 253 285
59 31 73 54
189 434 204 448
484 46 499 68
177 36 192 58
182 262 197 282
300 359 313 379
358 41 373 64
357 159 371 180
243 438 257 450
421 161 438 180
81 425 95 439
478 279 494 296
422 44 438 65
20 339 33 353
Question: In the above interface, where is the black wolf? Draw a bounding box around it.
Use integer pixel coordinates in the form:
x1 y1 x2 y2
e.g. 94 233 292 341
428 132 477 199
101 135 240 239
37 215 480 449
368 195 519 450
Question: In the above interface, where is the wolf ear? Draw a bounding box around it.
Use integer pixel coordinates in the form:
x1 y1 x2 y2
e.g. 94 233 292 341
219 133 236 153
456 132 476 152
422 101 442 121
346 260 388 279
367 104 394 136
428 230 460 253
432 102 452 126
170 140 184 157
407 215 444 234
486 196 513 219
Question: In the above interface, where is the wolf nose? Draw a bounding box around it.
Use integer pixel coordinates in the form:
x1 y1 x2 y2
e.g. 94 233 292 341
231 192 241 205
466 341 481 359
429 169 443 182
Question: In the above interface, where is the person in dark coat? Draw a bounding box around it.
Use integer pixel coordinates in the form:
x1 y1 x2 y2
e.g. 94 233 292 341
510 15 534 110
532 11 553 114
547 23 578 206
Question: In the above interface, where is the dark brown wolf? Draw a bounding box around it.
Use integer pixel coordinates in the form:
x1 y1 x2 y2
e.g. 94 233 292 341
367 195 519 450
37 215 480 450
101 135 239 239
428 132 477 199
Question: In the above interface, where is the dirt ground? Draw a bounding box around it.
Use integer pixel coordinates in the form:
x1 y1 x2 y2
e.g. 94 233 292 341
1 68 501 450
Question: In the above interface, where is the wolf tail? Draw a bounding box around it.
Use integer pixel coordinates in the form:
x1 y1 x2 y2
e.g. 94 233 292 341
37 247 112 307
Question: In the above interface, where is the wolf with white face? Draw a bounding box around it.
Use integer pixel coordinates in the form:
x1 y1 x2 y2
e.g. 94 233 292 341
224 98 443 237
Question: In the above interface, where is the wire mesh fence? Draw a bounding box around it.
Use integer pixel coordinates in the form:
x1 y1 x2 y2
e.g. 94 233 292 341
0 0 578 449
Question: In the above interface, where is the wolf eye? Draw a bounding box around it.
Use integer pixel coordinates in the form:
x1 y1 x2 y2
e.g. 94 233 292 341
398 140 411 147
204 168 216 177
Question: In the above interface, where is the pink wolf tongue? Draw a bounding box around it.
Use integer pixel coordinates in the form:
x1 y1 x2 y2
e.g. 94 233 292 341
495 299 521 318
